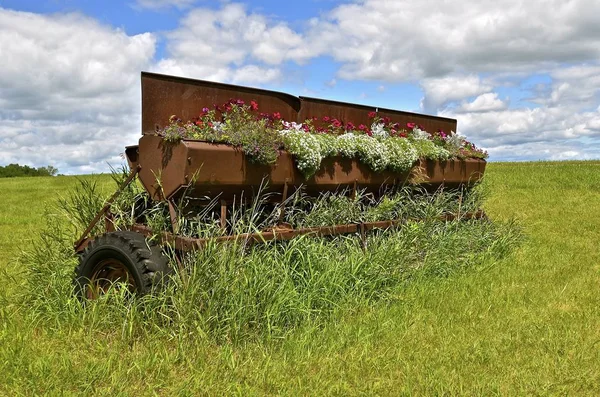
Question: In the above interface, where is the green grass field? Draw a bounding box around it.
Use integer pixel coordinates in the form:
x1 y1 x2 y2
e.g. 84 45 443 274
1 162 599 395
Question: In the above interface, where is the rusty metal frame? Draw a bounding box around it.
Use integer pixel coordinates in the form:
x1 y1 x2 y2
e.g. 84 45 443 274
74 163 487 254
127 210 486 253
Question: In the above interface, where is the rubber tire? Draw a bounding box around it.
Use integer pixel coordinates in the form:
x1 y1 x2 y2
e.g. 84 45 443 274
74 231 172 300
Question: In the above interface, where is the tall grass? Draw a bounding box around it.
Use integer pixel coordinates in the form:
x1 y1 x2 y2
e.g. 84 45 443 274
17 172 521 343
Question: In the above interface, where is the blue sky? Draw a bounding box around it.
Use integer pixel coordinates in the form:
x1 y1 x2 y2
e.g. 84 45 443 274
1 0 600 173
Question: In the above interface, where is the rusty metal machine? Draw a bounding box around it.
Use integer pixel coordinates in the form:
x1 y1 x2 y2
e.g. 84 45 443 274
73 72 486 299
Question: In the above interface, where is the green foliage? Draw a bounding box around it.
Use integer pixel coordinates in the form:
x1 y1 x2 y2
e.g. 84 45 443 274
0 163 58 178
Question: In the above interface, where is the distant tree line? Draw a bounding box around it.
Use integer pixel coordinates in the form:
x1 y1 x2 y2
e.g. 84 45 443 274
0 163 58 178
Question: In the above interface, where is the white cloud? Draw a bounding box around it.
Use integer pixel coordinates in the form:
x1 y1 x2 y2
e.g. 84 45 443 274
0 8 155 173
154 3 303 84
457 93 508 113
420 75 493 111
299 0 600 81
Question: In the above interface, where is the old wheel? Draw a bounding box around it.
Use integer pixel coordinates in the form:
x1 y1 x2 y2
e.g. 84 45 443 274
74 231 171 300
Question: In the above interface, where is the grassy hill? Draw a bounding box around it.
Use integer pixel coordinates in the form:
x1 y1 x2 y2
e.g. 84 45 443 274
0 162 599 394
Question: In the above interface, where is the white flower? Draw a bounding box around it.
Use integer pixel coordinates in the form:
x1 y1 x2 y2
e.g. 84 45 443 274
337 133 359 158
282 131 322 176
371 122 389 139
212 121 225 132
446 132 465 149
412 127 430 141
385 138 418 172
281 121 304 131
356 136 388 172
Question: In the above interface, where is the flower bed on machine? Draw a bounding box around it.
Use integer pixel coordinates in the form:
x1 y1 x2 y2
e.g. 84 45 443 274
158 98 487 178
127 98 487 201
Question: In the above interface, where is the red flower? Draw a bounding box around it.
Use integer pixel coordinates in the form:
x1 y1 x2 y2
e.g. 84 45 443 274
250 100 259 111
368 111 376 118
346 122 355 130
399 132 408 138
273 112 282 120
358 124 367 131
383 117 391 124
406 122 416 129
332 119 342 128
322 116 330 122
366 130 373 137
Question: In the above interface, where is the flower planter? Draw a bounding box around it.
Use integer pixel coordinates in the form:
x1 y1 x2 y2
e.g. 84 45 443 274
126 134 486 202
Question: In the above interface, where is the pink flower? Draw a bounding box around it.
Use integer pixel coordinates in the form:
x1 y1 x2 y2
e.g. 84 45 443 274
406 122 416 129
322 116 330 122
332 119 342 128
346 122 355 130
236 99 245 106
368 111 376 118
250 100 259 111
358 124 367 131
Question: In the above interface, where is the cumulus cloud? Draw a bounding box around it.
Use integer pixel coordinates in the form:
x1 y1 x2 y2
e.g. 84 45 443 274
456 93 508 113
420 75 494 111
299 0 600 81
0 8 155 173
153 3 303 84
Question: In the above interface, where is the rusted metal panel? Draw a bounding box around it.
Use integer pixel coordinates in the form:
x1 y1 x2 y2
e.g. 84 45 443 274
141 72 458 134
141 72 301 135
376 107 457 134
298 97 376 128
